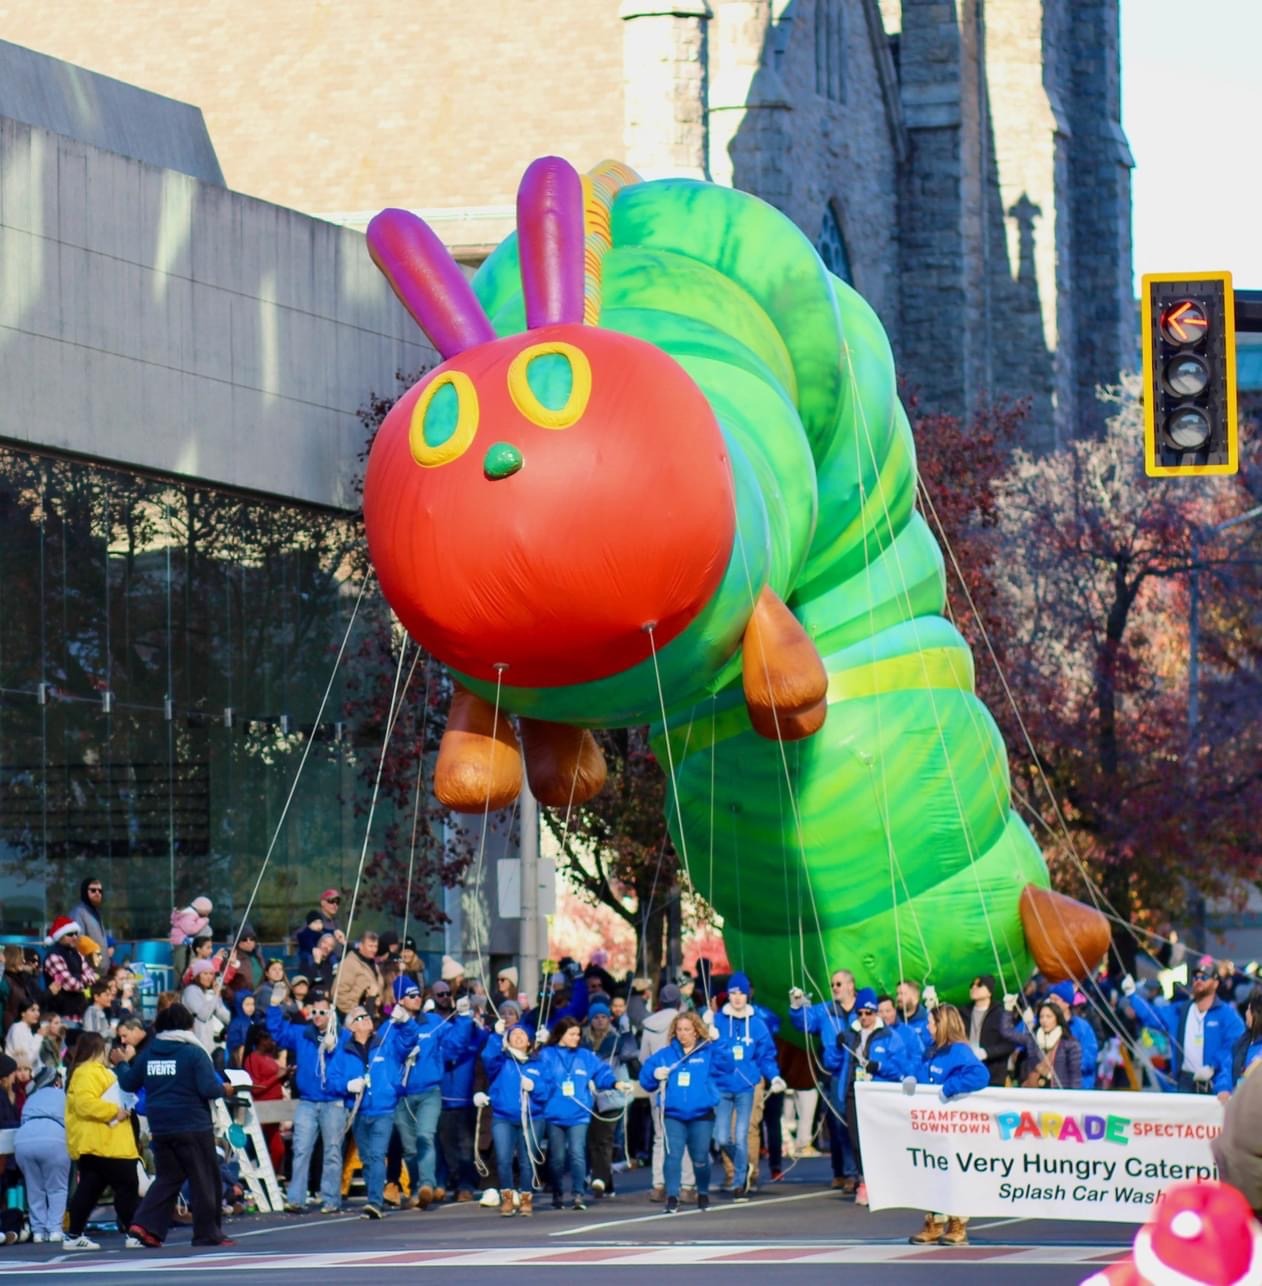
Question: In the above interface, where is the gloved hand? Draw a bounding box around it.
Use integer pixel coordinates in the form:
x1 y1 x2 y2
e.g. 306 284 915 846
615 1080 634 1093
788 987 806 1010
654 1066 671 1081
494 1019 506 1035
1121 974 1136 998
1003 993 1019 1011
536 1027 549 1043
1021 1008 1036 1030
521 1076 535 1092
769 1076 787 1094
346 1077 366 1094
902 1076 918 1096
391 1005 409 1024
1194 1066 1216 1085
271 983 289 1006
922 985 938 1008
938 1087 952 1103
321 1029 338 1052
455 996 470 1016
473 1091 490 1108
970 1044 987 1062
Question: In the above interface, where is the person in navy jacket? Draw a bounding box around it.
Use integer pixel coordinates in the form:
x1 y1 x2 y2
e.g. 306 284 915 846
788 969 859 1191
908 1002 989 1248
477 1023 551 1216
710 973 785 1201
1123 958 1244 1100
391 978 465 1211
331 1004 420 1219
539 1017 624 1210
1045 981 1099 1089
639 1010 736 1214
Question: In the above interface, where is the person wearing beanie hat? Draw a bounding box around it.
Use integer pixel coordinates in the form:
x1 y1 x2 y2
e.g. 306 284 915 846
42 918 97 1023
398 937 425 990
1042 983 1099 1089
584 1002 629 1199
712 973 784 1200
181 959 230 1055
1081 1179 1262 1286
231 923 265 993
496 966 520 1002
14 1059 69 1242
480 1022 551 1216
442 955 465 985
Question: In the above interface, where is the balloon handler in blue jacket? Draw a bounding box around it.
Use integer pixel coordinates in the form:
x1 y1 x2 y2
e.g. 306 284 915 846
330 1003 424 1220
475 1023 552 1216
639 1010 736 1215
538 1017 633 1210
904 1002 989 1250
709 972 786 1201
840 987 915 1208
1122 959 1244 1100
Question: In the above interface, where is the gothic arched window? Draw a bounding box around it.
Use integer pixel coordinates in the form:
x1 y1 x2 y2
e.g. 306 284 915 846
817 205 853 284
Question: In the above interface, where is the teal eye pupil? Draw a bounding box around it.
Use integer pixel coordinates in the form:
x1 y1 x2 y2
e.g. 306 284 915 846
525 352 573 410
423 380 460 447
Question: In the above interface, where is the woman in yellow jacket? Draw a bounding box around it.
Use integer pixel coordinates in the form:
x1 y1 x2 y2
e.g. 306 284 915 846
63 1032 143 1251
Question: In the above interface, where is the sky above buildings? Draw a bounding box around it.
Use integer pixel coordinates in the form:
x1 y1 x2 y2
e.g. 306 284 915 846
1122 0 1262 291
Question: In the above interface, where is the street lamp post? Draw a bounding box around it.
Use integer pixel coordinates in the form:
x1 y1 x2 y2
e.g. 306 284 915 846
1186 502 1262 948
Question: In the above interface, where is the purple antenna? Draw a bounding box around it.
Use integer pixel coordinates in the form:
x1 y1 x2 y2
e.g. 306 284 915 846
367 209 496 358
517 157 585 329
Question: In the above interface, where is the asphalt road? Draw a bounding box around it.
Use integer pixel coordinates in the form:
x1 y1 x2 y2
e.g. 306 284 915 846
0 1157 1136 1284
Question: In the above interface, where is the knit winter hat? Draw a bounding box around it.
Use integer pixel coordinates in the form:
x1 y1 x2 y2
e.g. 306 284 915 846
588 1002 612 1020
1083 1179 1262 1286
394 976 421 1001
190 959 217 977
191 896 213 916
441 955 464 982
659 983 682 1007
497 966 519 987
46 916 82 945
0 1054 16 1079
854 988 879 1012
727 972 752 995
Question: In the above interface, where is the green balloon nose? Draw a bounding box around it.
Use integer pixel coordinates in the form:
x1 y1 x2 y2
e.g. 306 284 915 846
483 442 523 480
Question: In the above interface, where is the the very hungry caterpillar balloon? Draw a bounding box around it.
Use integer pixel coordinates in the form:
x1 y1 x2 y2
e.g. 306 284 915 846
362 156 1109 998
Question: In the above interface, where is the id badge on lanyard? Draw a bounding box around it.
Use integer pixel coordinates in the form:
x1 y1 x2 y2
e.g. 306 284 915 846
733 1045 744 1061
562 1079 576 1097
677 1071 692 1087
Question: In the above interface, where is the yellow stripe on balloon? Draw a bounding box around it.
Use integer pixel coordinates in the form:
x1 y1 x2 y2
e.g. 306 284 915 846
581 160 641 324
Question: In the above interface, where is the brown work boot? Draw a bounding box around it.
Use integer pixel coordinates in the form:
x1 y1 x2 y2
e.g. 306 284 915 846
519 1191 534 1217
909 1214 946 1245
940 1217 969 1245
413 1184 434 1211
499 1189 517 1216
433 1187 447 1204
456 1189 475 1203
648 1186 665 1203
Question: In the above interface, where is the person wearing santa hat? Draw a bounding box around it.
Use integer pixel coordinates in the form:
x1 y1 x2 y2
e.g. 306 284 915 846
42 918 97 1024
1080 1180 1262 1286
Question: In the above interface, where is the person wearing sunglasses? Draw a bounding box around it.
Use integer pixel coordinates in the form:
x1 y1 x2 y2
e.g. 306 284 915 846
266 990 349 1213
787 969 859 1192
312 890 347 949
70 878 112 964
1122 955 1244 1101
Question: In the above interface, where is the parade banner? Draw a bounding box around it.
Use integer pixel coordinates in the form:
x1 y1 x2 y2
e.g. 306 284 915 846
855 1081 1222 1222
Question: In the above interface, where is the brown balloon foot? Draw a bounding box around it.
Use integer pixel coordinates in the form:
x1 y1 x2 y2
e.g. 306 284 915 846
1019 884 1111 983
741 586 828 742
520 719 608 807
434 685 522 813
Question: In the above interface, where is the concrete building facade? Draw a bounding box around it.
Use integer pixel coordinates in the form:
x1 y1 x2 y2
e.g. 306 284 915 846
0 0 1135 448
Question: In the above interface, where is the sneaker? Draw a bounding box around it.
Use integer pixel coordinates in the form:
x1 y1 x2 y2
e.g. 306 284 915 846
47 1231 63 1244
591 1179 606 1197
320 1205 341 1215
733 1186 750 1203
572 1197 587 1211
32 1234 45 1244
63 1234 101 1250
697 1194 710 1212
124 1236 145 1249
855 1182 869 1207
128 1225 163 1248
665 1196 679 1214
283 1202 305 1214
361 1203 382 1220
551 1193 564 1211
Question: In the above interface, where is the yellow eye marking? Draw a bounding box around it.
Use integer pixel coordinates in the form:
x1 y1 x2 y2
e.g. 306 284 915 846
409 371 479 468
506 342 592 430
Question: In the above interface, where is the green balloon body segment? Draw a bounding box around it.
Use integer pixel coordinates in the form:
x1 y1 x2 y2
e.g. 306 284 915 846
467 171 1048 1002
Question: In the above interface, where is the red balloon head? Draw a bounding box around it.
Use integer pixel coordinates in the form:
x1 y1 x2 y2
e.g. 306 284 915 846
362 324 736 688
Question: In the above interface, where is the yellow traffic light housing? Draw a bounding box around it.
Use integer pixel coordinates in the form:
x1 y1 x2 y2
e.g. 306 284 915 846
1142 271 1238 477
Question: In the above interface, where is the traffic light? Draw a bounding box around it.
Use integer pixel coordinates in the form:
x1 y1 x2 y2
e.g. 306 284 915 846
1142 271 1238 477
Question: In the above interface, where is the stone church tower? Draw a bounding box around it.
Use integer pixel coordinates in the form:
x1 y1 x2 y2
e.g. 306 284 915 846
1 0 1134 448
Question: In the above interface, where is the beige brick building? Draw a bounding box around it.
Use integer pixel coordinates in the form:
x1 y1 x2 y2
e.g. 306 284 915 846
0 0 1134 448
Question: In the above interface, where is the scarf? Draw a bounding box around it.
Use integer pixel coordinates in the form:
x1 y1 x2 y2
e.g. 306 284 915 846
1034 1025 1062 1054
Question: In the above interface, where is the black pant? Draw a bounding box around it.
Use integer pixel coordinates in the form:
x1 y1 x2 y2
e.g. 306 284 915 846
131 1130 224 1245
437 1106 477 1194
845 1092 864 1178
588 1115 616 1192
763 1089 784 1171
67 1154 140 1236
